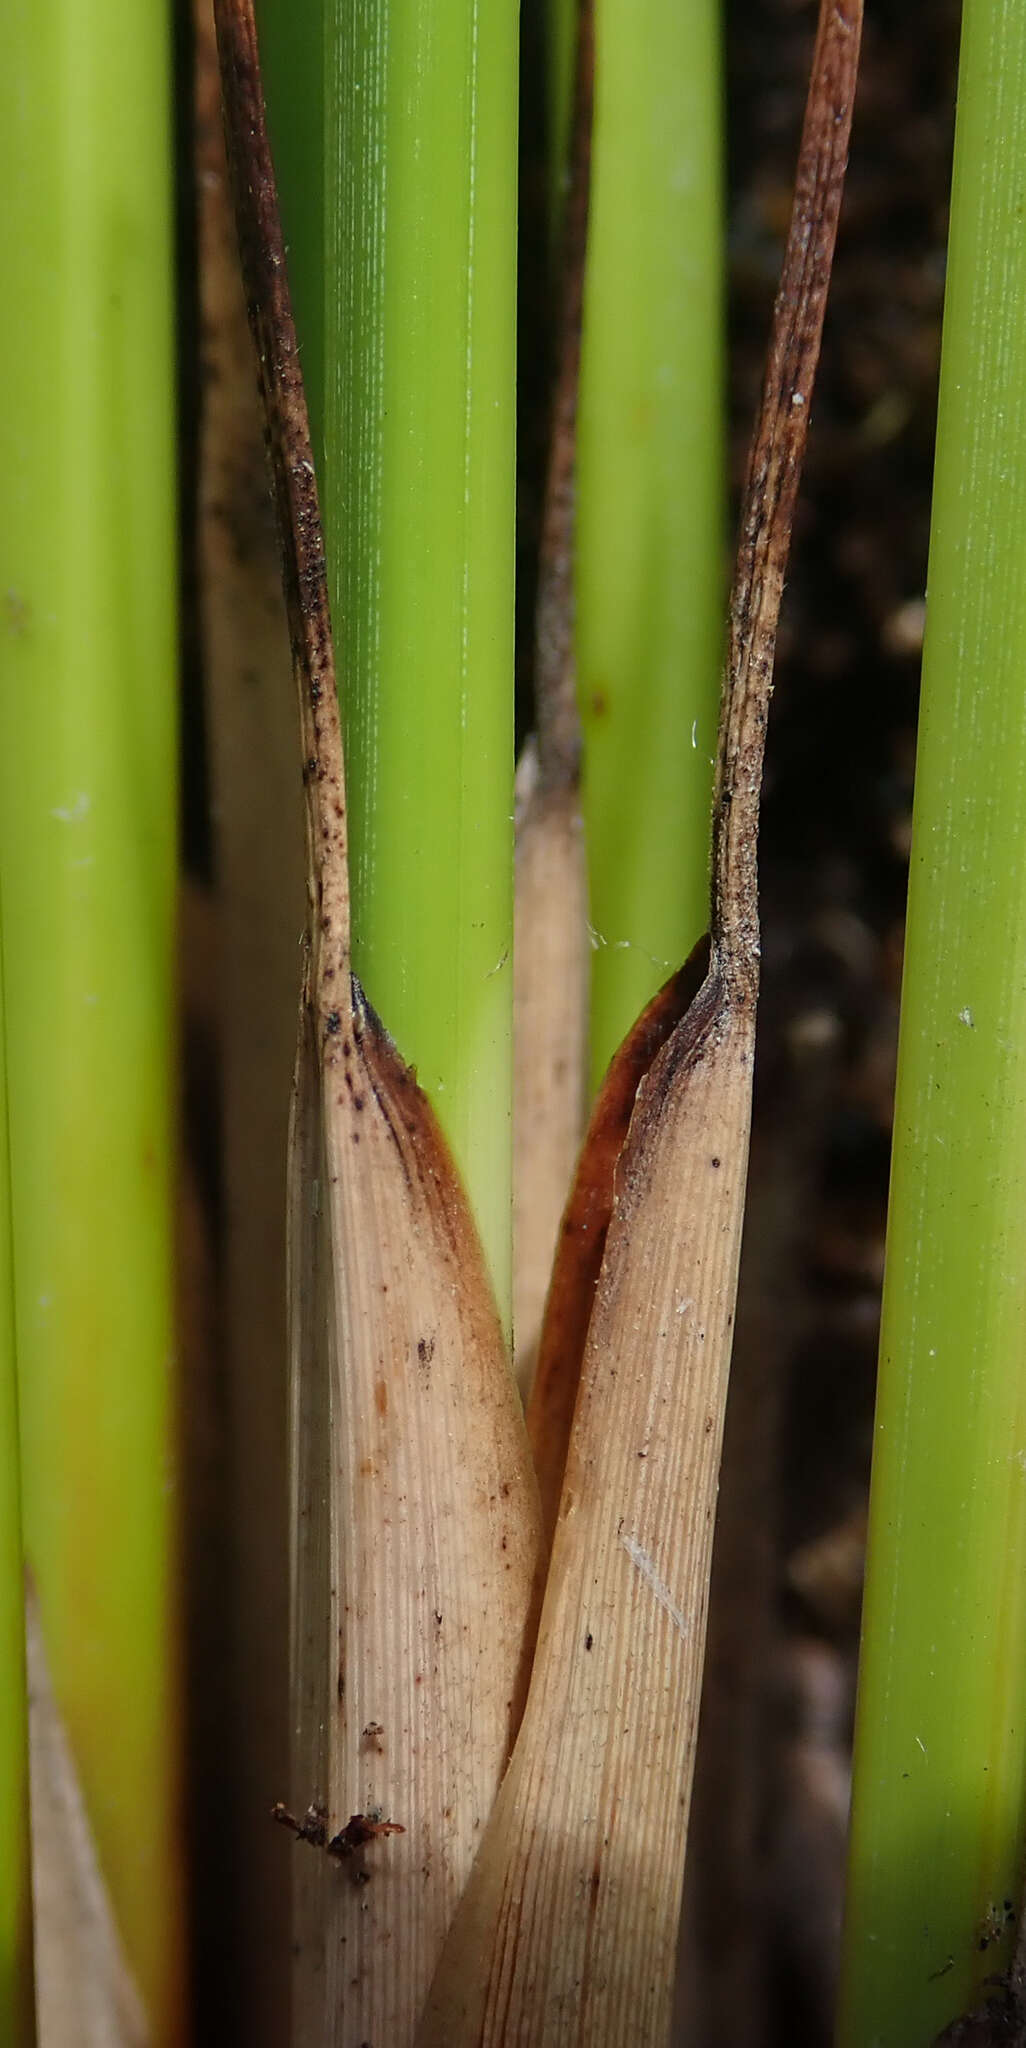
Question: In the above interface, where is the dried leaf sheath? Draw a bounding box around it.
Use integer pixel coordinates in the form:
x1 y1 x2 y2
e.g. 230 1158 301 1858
308 991 544 2045
513 757 588 1398
214 6 544 2043
286 991 332 2032
420 985 754 2048
525 941 707 1541
418 3 862 2041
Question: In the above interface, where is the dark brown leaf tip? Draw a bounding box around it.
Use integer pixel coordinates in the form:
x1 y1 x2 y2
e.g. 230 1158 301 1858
712 0 863 999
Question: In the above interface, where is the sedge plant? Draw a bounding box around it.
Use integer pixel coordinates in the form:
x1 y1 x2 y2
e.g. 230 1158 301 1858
12 0 1007 2042
217 2 858 2043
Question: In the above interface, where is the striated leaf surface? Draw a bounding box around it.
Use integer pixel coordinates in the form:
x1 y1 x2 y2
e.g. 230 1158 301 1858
525 943 704 1541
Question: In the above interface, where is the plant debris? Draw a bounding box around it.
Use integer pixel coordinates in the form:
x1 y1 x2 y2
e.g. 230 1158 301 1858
272 1802 405 1862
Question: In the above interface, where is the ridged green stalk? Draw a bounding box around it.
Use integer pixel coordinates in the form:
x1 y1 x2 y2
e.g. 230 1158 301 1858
838 6 1026 2041
0 927 33 2044
260 1 518 1325
576 0 723 1088
0 1 182 2034
326 1 516 1324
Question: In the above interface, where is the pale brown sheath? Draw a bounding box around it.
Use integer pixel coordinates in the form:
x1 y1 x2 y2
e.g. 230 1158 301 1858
417 2 863 2041
526 940 706 1543
213 6 545 2044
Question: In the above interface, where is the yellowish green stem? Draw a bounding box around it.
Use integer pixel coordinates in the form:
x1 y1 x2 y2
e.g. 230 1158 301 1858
839 3 1026 2039
0 0 182 2032
576 0 724 1087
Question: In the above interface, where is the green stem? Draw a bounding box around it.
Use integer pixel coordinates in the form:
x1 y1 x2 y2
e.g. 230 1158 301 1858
325 0 517 1324
838 6 1026 2040
576 0 724 1088
0 0 182 2032
260 0 518 1325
